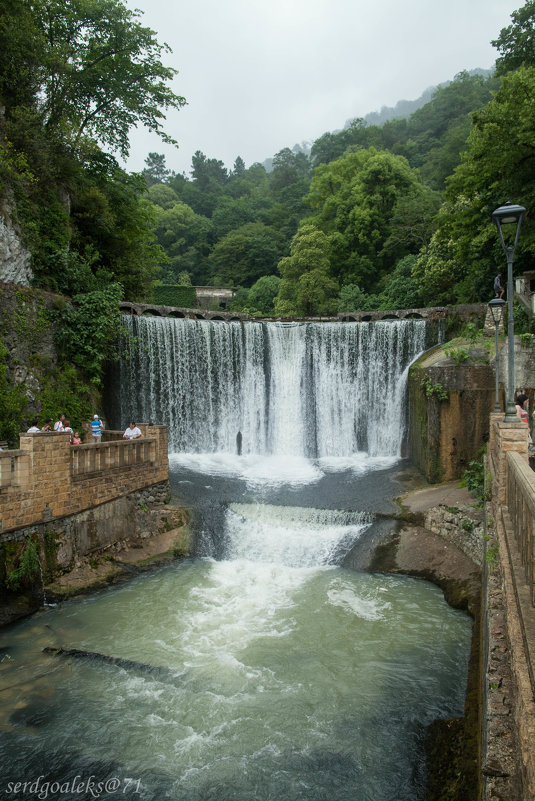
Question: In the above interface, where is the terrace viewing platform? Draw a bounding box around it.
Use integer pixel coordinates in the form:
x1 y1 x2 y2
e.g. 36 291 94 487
0 424 168 536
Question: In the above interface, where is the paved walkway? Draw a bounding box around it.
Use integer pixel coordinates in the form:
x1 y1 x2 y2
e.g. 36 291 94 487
401 481 473 514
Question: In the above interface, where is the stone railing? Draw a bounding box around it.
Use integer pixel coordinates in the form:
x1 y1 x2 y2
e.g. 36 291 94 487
72 437 156 477
0 449 28 489
0 424 168 535
506 451 535 606
487 412 535 797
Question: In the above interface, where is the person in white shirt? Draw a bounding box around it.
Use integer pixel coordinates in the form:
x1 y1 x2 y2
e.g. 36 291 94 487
54 414 66 431
123 422 143 440
27 420 40 432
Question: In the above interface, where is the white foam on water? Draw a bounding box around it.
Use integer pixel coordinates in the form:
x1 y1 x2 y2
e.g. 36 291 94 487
179 559 312 667
169 451 397 486
170 452 323 485
224 503 373 567
327 577 391 621
317 453 400 475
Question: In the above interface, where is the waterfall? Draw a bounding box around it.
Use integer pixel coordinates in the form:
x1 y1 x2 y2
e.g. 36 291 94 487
116 317 427 457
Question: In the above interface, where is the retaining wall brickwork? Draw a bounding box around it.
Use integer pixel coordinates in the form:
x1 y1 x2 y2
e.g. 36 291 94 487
0 424 168 536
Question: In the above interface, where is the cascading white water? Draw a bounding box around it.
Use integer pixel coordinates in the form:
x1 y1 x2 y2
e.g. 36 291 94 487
117 316 427 457
223 504 373 566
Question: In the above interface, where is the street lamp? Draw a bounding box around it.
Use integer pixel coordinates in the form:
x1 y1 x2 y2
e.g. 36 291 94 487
492 201 526 422
488 297 506 412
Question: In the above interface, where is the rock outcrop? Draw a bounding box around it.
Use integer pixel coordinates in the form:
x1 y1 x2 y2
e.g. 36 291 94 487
0 203 32 286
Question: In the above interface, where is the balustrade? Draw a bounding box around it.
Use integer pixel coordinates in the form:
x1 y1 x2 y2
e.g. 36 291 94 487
71 437 156 477
506 451 535 605
0 450 26 489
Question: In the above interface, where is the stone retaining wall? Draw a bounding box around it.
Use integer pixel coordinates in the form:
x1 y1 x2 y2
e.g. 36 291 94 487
409 357 495 483
0 424 168 535
424 504 484 567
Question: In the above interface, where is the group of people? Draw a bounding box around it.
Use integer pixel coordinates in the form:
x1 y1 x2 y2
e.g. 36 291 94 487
26 414 144 444
27 413 82 445
91 416 143 440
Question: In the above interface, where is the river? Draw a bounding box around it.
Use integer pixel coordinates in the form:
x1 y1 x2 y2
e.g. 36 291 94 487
0 318 471 801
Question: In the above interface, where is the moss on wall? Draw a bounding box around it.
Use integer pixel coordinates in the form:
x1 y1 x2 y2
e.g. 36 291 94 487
0 283 99 444
409 348 495 482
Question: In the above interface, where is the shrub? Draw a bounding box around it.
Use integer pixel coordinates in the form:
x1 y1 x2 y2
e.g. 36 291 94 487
461 454 486 502
5 536 41 591
421 374 449 401
152 285 196 308
444 346 470 363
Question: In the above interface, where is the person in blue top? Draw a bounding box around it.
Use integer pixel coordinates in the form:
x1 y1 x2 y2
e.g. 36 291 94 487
91 414 104 441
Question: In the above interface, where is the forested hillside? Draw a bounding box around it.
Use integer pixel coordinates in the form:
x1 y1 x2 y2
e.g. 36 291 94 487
139 0 535 316
2 0 535 322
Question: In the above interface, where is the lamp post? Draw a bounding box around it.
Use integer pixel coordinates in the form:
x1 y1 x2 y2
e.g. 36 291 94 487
488 297 506 412
492 202 526 422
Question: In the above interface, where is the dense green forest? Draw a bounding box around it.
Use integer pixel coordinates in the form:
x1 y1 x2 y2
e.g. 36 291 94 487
2 0 535 323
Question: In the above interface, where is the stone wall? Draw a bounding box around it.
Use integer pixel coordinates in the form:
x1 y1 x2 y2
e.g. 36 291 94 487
0 425 168 535
409 351 495 482
424 504 484 567
0 479 171 555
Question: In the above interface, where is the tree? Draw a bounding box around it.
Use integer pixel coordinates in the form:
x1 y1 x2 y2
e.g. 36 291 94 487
415 65 535 303
247 275 281 315
147 183 180 209
493 1 535 75
306 148 424 290
0 0 43 112
209 223 285 286
176 270 192 285
270 147 311 193
211 196 255 239
379 255 424 309
71 167 166 300
384 187 441 256
143 152 173 186
231 156 246 177
311 118 367 167
191 150 228 189
53 283 125 384
295 270 339 316
151 200 212 283
275 224 338 316
31 0 186 158
337 284 375 313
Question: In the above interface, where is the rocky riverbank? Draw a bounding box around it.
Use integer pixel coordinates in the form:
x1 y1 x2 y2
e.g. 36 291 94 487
361 481 484 801
44 519 191 602
359 479 520 801
0 504 192 627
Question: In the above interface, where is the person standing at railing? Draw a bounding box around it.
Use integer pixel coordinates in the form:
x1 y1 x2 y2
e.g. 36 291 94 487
515 394 533 449
63 419 73 442
54 413 66 431
27 420 40 432
91 414 104 441
123 422 143 440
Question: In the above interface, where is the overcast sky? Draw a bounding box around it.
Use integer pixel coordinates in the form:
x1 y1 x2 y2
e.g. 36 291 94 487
122 0 520 177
